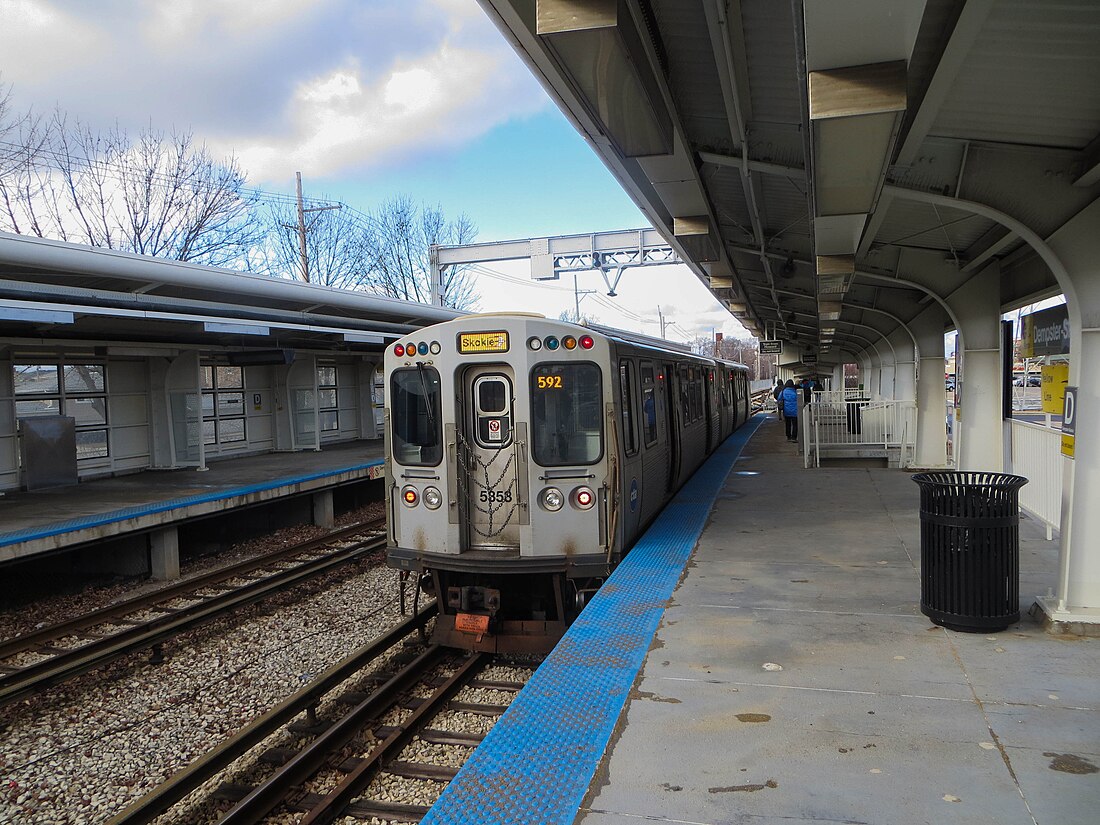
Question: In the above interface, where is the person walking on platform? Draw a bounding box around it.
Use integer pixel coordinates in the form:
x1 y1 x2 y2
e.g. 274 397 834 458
781 379 799 441
773 378 785 420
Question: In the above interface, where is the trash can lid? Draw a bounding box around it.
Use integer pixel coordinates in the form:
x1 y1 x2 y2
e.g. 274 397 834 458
911 471 1028 490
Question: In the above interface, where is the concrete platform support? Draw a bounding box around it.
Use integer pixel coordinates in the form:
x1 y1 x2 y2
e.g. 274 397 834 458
947 261 1003 472
909 306 950 469
1040 200 1100 627
149 527 180 580
313 489 335 528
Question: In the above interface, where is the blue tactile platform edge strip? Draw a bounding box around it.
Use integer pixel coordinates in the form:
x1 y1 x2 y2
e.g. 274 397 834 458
0 459 385 548
422 414 765 825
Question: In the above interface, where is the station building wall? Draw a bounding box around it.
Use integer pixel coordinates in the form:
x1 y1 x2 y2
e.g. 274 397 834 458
0 346 382 493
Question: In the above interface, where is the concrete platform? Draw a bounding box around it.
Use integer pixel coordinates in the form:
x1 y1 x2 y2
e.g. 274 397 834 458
0 440 384 562
579 415 1098 825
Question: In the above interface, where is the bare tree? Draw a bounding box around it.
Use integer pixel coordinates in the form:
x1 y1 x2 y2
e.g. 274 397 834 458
0 80 52 236
363 196 478 310
1 100 263 267
261 200 371 288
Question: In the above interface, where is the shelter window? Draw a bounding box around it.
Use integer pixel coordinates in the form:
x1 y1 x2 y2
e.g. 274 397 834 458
317 364 339 432
201 365 246 445
531 362 602 466
13 363 109 459
391 367 443 466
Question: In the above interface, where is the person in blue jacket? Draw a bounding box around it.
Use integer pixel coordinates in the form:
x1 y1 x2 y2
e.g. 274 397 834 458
781 379 800 442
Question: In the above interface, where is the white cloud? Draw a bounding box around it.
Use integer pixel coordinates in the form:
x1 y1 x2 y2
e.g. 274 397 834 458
230 36 546 182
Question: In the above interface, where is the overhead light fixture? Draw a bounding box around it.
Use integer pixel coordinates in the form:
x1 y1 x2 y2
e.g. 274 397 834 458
673 216 720 262
818 300 843 321
809 61 906 219
537 0 673 158
816 255 855 296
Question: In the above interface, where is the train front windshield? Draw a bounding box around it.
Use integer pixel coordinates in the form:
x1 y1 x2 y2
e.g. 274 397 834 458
391 367 443 465
531 363 602 465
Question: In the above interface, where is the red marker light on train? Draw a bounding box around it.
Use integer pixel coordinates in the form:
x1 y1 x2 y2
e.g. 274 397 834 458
394 344 405 357
579 335 594 349
401 485 419 506
571 486 596 510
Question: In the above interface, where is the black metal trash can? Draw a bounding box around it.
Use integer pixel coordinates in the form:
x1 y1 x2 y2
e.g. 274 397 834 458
912 471 1028 632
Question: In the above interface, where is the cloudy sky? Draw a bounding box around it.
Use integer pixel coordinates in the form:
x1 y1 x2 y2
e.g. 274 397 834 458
0 0 748 343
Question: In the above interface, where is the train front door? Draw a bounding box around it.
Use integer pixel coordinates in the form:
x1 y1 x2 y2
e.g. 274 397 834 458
459 367 521 551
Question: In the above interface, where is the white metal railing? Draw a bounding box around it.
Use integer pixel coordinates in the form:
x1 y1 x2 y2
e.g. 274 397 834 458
804 399 917 468
1009 419 1062 539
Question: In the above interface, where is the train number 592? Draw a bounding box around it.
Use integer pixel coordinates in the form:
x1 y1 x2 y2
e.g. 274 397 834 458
480 489 513 503
536 375 563 389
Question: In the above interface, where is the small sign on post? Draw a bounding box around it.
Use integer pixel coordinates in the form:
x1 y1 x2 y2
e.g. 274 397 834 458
759 340 782 354
1061 386 1077 459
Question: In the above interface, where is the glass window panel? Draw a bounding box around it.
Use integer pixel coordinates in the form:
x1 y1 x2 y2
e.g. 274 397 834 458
63 364 106 393
65 397 107 426
75 429 108 459
619 362 636 456
216 392 244 416
200 366 214 389
320 410 339 431
476 378 508 413
219 418 246 442
16 399 61 418
317 366 337 387
216 366 243 389
14 364 58 395
318 389 337 409
390 368 443 466
203 420 216 444
295 389 315 411
531 362 603 466
642 388 657 445
201 393 214 416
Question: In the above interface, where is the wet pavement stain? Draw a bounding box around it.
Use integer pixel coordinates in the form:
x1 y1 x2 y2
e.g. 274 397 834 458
635 690 682 704
710 780 778 793
735 713 771 723
660 783 683 792
1044 752 1099 774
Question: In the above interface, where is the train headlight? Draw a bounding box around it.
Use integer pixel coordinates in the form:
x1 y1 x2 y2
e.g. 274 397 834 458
571 486 596 510
527 336 542 351
539 487 564 511
401 485 419 507
429 341 441 355
423 486 443 509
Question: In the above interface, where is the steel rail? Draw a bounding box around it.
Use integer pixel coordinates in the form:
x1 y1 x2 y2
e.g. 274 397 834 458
216 646 478 825
299 652 487 825
106 603 438 825
0 535 386 707
0 519 384 661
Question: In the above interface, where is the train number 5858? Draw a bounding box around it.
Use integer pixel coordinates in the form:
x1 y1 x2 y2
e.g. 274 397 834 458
479 489 513 503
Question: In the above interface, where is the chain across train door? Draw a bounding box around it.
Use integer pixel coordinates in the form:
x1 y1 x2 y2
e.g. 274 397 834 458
458 366 520 550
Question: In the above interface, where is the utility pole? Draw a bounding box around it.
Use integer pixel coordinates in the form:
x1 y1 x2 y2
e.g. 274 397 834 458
292 172 342 284
658 306 666 338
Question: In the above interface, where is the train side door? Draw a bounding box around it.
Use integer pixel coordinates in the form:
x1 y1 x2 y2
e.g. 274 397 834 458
460 367 520 550
663 361 679 494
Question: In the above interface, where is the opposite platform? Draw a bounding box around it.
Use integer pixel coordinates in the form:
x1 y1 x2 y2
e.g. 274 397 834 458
0 440 384 561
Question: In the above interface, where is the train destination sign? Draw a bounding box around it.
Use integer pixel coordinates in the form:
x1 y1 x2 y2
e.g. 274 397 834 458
458 331 509 354
759 340 782 354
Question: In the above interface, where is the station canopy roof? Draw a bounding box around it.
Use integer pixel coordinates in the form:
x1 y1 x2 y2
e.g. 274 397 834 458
0 232 459 352
481 0 1100 366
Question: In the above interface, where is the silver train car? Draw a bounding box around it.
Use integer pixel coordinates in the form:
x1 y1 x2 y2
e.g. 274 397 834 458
384 314 750 652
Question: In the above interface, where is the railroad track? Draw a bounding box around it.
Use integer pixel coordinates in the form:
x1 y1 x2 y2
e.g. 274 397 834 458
0 519 386 708
110 607 534 825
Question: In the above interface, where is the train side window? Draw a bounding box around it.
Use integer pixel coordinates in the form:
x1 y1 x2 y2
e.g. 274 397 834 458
641 363 657 446
618 360 638 457
531 362 603 466
390 367 443 466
